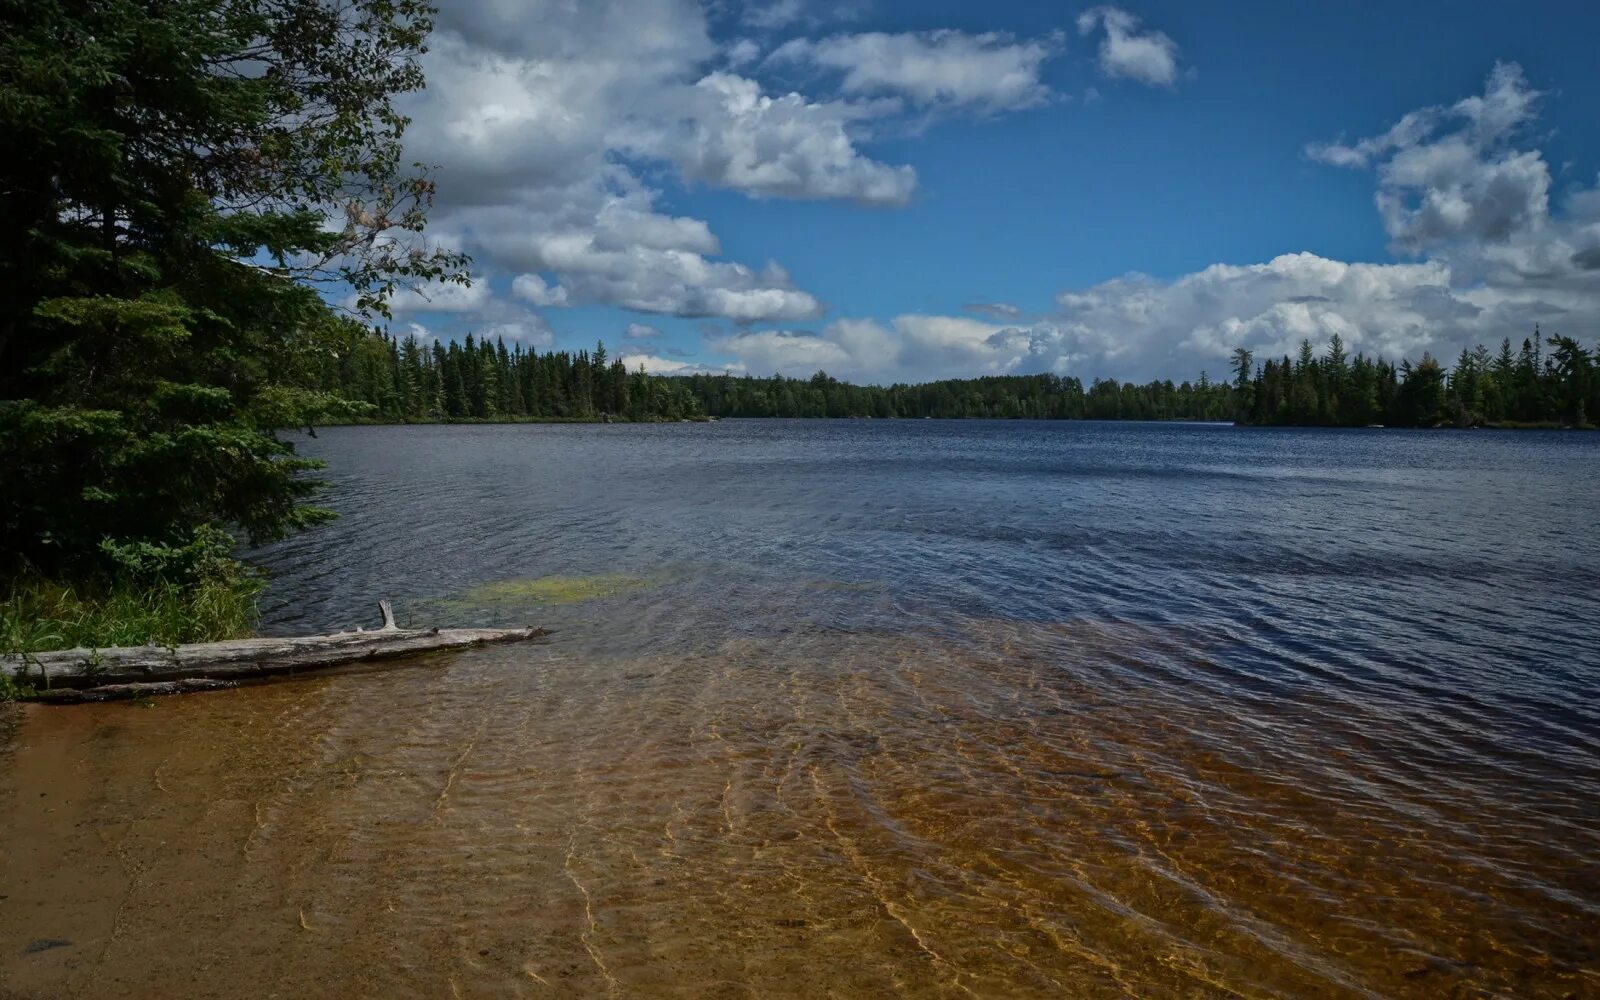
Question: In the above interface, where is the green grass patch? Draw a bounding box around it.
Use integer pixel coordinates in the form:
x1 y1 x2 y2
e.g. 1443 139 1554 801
0 574 260 658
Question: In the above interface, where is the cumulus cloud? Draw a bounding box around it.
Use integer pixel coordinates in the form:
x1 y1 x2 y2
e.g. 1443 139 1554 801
624 322 663 340
706 248 1576 384
1049 254 1481 374
711 315 1056 382
397 0 927 329
1290 62 1600 347
769 30 1059 112
479 171 824 321
481 310 556 349
711 329 852 373
1076 7 1180 87
637 73 915 204
1308 62 1550 250
383 279 492 314
511 273 569 307
711 137 1600 384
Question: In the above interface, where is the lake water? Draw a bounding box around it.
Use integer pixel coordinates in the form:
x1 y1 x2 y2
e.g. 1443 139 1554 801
3 420 1598 998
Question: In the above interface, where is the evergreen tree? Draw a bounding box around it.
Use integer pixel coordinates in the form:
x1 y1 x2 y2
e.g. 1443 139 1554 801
1547 334 1593 426
0 0 465 583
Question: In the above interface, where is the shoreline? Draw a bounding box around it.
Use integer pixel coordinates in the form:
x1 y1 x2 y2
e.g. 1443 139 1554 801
305 415 1596 430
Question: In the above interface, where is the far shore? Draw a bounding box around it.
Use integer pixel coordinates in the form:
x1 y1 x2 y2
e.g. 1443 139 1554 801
303 415 1596 430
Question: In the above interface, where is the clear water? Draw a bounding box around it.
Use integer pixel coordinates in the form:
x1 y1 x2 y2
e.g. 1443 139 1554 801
3 420 1597 998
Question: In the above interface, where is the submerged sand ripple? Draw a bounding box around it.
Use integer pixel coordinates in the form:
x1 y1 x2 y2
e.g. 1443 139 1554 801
1 625 1596 998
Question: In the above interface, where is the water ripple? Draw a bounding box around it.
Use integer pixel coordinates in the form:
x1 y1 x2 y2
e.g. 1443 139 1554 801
3 421 1597 997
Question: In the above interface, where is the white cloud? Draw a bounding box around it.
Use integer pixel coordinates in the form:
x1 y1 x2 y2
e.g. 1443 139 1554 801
383 279 492 313
724 38 762 67
624 322 663 339
1308 62 1550 251
621 353 743 375
511 273 569 307
744 0 805 30
710 227 1600 383
637 72 916 204
1048 253 1482 374
474 171 830 321
1076 7 1180 87
711 314 1047 382
769 30 1058 112
711 329 857 374
481 311 555 349
398 0 923 327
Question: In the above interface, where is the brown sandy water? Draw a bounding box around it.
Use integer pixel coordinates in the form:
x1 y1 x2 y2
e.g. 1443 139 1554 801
2 622 1596 999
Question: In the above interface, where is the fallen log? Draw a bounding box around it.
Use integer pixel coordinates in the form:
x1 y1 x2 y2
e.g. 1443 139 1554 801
3 601 549 701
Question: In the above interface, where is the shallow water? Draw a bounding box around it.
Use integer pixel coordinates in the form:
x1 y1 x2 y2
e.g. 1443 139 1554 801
3 420 1599 998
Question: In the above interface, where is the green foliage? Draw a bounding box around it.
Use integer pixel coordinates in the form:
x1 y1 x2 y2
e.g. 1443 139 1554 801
1238 330 1600 428
0 0 464 592
0 571 259 657
674 370 1236 420
324 332 704 422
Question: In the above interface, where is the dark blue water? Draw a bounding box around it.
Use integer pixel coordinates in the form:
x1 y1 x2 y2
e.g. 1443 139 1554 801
261 420 1599 700
239 419 1600 995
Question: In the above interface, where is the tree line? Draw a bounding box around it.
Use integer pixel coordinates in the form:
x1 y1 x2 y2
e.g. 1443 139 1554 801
672 370 1236 420
1231 331 1596 428
315 329 702 422
328 328 1595 428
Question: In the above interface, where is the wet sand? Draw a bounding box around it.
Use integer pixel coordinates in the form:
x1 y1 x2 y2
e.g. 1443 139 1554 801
3 625 1596 998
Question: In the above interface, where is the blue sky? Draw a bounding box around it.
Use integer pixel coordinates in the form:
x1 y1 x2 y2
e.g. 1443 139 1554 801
387 1 1600 383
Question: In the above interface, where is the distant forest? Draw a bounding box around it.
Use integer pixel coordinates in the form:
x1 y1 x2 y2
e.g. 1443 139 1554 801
323 329 1597 428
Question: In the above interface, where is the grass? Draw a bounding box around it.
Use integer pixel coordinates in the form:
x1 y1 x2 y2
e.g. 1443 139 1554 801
0 574 260 658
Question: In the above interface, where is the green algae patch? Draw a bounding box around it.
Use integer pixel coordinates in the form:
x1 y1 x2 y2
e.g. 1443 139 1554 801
804 580 883 592
464 574 655 606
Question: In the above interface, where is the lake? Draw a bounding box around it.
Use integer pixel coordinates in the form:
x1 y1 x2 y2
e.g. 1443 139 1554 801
3 420 1598 997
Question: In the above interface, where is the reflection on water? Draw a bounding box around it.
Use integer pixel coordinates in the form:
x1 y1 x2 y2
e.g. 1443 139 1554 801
2 421 1598 997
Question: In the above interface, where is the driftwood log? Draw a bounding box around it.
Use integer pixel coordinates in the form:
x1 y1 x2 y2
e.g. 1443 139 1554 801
4 601 548 702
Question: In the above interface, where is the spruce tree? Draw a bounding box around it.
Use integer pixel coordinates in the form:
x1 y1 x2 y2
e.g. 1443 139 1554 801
0 0 465 583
